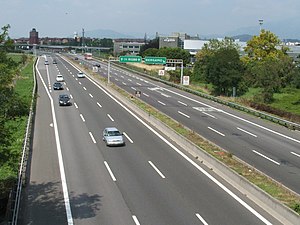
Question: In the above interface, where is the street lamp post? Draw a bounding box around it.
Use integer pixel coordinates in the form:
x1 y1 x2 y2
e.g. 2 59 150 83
259 19 264 32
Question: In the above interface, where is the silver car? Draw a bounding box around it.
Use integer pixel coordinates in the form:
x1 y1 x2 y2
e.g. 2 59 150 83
103 127 125 146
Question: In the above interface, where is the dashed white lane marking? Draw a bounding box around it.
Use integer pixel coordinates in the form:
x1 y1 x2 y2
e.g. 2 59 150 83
123 132 133 143
178 111 190 118
143 93 149 97
115 78 119 81
237 127 257 138
158 101 166 106
178 101 187 106
107 114 114 122
89 132 96 143
75 78 78 81
131 87 137 91
97 102 102 108
291 151 300 158
252 150 280 165
196 213 209 225
70 94 73 99
89 93 93 98
79 114 85 122
83 87 87 90
104 161 116 181
202 112 216 119
122 82 127 85
79 82 82 85
148 161 165 179
132 215 141 225
121 75 124 78
74 103 78 109
136 82 142 86
161 93 170 98
128 79 132 81
208 127 225 136
66 87 69 91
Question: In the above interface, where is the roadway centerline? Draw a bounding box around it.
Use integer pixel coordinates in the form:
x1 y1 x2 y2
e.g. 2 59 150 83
202 112 216 119
208 127 225 136
104 161 116 181
178 101 187 106
252 150 280 165
97 102 102 108
178 111 190 118
79 114 85 122
148 161 166 179
158 100 166 106
107 114 114 122
196 213 209 225
89 132 96 143
291 151 300 158
132 215 141 225
237 127 257 138
123 132 133 143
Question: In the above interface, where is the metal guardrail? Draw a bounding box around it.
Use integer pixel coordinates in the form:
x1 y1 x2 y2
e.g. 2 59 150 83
109 61 300 131
8 58 37 224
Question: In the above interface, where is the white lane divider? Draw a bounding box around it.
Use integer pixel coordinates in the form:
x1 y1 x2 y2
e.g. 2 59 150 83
89 132 96 143
148 161 165 179
128 79 132 81
237 127 257 138
83 87 87 91
143 93 149 97
74 103 78 109
158 101 166 106
291 151 300 158
136 82 142 86
196 213 209 225
202 112 216 118
70 94 73 99
131 87 137 91
66 87 69 91
132 215 141 225
123 132 133 143
97 102 102 108
252 150 280 165
115 78 119 81
178 101 187 106
89 93 94 98
161 93 170 98
80 114 85 122
79 82 82 85
208 127 225 136
178 111 190 118
104 161 116 181
107 114 114 122
122 82 127 85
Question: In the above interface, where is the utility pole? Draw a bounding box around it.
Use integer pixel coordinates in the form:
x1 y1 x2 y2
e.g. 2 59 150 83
82 28 85 53
259 19 264 32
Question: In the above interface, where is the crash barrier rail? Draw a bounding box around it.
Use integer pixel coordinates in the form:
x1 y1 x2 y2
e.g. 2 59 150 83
110 61 300 131
8 58 37 224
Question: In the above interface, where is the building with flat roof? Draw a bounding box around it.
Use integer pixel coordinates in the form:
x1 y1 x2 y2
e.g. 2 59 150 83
113 38 145 56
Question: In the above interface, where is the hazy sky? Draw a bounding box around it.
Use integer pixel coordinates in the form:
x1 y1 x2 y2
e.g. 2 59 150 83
2 0 300 38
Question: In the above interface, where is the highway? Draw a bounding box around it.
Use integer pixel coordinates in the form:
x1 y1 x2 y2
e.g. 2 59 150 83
19 54 285 224
74 54 300 195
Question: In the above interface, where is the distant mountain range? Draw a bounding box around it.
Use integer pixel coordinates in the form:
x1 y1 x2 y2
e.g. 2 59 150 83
84 29 137 39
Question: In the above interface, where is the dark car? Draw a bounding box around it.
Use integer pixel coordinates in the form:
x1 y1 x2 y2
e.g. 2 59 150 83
74 57 78 60
53 82 63 90
94 63 101 68
53 59 57 64
58 94 71 106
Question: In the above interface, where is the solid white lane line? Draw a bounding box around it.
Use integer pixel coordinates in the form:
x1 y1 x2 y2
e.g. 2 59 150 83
89 132 96 143
196 213 209 225
107 114 114 122
123 132 133 143
82 66 272 225
237 127 257 138
131 87 137 91
70 94 73 99
66 87 69 91
36 61 74 225
148 161 165 179
208 127 225 136
83 87 87 90
252 150 280 165
178 111 190 118
104 161 116 181
80 114 85 122
97 102 102 108
158 100 166 106
178 101 188 106
78 82 81 85
202 112 216 119
132 215 141 225
89 93 94 98
291 151 300 158
143 93 149 97
74 103 78 109
122 82 127 85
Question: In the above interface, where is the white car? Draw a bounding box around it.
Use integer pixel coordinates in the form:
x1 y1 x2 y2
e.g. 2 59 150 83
103 127 125 146
77 71 85 78
56 74 64 82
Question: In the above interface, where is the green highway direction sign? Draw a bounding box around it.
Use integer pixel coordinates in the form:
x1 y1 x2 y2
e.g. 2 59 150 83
119 56 142 63
144 56 167 65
